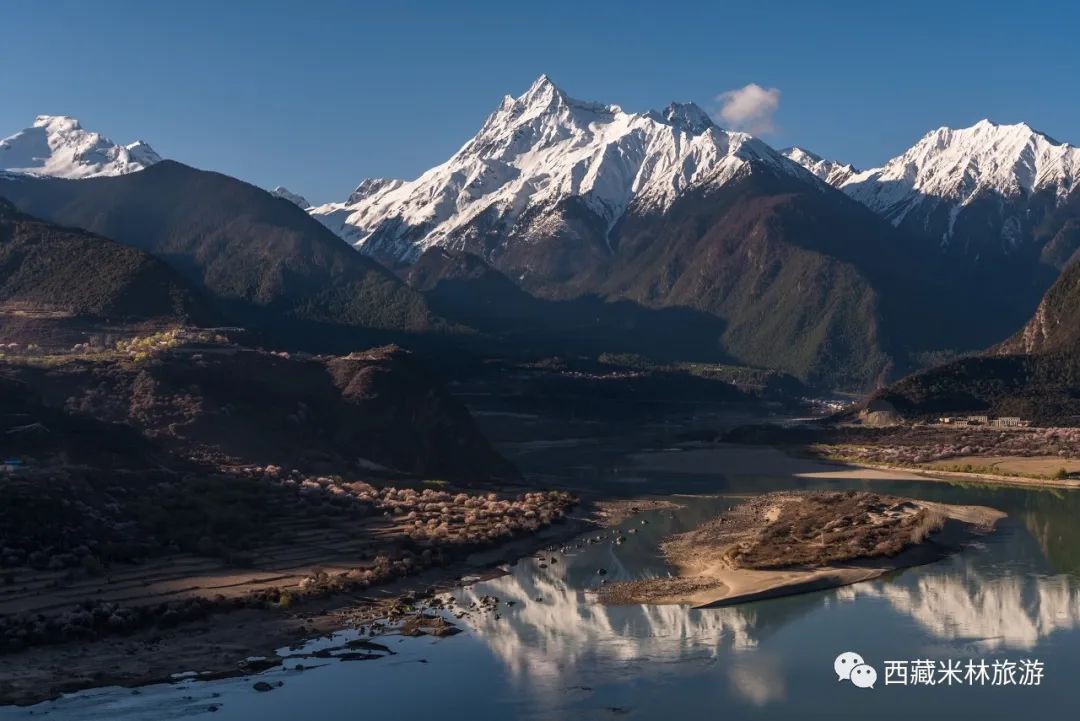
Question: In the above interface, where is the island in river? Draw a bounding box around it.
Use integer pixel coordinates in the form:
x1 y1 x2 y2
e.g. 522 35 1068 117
598 490 1004 608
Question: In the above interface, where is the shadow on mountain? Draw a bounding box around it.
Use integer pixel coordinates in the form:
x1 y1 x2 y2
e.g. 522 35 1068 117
2 344 516 481
405 247 734 364
0 198 216 326
868 255 1080 425
0 162 440 335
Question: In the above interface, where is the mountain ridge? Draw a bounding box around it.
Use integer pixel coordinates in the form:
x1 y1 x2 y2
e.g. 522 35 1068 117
788 119 1080 265
0 161 440 336
305 78 1037 389
781 147 857 186
309 75 820 266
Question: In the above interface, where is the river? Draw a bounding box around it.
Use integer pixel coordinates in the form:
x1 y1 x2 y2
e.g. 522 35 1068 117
3 445 1079 720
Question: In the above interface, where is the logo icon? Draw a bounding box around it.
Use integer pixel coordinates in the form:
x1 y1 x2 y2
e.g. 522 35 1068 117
835 652 876 689
850 663 877 689
834 651 864 681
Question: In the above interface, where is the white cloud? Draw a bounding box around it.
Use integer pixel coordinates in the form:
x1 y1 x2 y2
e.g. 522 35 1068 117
714 83 781 134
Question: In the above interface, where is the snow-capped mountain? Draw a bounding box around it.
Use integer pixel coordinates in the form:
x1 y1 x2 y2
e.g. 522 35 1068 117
310 75 812 264
0 115 161 179
270 185 311 208
839 120 1080 255
781 146 856 186
308 75 991 389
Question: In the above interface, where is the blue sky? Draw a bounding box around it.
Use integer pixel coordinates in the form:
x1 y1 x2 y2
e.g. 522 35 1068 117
2 0 1077 202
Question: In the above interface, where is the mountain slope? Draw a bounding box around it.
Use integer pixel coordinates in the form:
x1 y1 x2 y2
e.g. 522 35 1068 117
311 76 962 388
0 198 208 322
0 162 438 333
996 256 1080 356
587 170 939 388
310 75 814 269
872 258 1080 424
405 247 739 362
5 344 517 480
1035 187 1080 269
840 120 1080 263
0 116 160 179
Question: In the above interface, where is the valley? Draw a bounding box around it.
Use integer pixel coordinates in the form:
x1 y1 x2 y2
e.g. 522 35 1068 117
2 56 1080 721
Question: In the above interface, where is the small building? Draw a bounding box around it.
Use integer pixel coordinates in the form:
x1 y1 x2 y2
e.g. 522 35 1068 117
1 458 24 472
965 415 990 426
990 417 1028 428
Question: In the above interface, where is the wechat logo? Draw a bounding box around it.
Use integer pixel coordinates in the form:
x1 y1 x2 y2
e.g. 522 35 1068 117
835 651 877 689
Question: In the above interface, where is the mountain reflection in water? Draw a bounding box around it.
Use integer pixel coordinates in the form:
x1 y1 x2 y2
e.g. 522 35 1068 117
8 484 1080 721
455 524 1080 691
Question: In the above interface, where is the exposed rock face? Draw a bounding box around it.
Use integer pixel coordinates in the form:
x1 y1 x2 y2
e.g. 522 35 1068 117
996 257 1080 356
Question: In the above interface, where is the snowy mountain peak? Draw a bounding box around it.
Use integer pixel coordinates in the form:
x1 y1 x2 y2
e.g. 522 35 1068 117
831 119 1080 250
33 115 82 133
841 119 1080 233
310 76 805 262
520 74 562 106
660 102 715 135
782 146 857 186
270 186 311 209
470 75 620 147
1 115 161 179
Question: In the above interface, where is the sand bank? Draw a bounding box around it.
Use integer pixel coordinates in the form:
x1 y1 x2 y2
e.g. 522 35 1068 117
599 491 1003 608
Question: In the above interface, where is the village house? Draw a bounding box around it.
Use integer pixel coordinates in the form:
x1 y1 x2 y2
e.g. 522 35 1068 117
936 415 1030 428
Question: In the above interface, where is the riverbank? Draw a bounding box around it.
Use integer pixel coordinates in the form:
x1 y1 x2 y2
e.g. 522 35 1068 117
1 439 1060 706
820 457 1080 490
0 513 593 707
629 442 1080 490
598 491 1004 608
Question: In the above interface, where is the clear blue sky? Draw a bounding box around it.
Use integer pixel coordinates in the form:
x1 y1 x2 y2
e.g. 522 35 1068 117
2 0 1077 203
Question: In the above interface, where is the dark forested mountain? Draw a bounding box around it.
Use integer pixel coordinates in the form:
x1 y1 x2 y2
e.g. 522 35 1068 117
997 257 1080 357
577 171 947 390
1037 189 1080 271
871 258 1080 424
0 162 438 334
405 247 739 364
0 198 209 322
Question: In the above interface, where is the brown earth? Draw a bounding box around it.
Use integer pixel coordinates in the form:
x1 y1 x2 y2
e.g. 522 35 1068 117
1 340 516 480
599 491 1003 608
0 514 587 706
